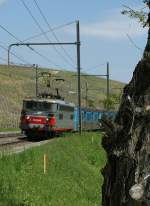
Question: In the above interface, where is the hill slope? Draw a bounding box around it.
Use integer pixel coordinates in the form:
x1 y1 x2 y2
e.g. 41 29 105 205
0 64 125 129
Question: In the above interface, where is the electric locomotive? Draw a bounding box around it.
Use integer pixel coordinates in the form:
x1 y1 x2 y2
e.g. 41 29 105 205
20 97 75 138
20 97 116 138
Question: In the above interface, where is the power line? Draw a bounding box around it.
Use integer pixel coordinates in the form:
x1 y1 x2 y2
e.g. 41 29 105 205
0 56 28 66
0 56 7 62
126 33 142 51
33 0 75 66
0 24 20 42
0 43 31 64
89 63 106 69
22 21 76 42
0 23 60 67
20 0 75 68
81 63 106 73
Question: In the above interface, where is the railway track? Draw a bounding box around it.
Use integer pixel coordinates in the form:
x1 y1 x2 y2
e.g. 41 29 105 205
0 133 54 154
0 131 22 138
0 134 27 148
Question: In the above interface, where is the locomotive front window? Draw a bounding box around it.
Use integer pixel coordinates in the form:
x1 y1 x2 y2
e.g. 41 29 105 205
23 101 57 112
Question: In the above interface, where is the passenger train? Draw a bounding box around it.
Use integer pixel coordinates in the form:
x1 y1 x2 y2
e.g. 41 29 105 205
19 97 116 138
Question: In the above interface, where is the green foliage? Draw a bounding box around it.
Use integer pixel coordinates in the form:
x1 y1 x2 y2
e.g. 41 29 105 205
121 5 148 27
143 0 150 5
0 132 106 206
102 93 121 110
87 98 95 108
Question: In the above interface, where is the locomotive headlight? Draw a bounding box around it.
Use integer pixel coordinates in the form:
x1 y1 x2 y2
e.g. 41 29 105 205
26 116 30 120
46 118 49 122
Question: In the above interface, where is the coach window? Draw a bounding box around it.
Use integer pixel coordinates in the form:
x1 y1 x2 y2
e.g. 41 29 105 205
87 112 90 121
98 112 102 119
95 113 99 120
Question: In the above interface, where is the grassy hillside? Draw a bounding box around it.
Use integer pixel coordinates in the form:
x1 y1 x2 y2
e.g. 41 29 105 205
0 64 125 128
0 132 105 206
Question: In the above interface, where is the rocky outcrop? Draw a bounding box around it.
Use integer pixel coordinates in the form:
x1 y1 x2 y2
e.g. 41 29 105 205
100 11 150 206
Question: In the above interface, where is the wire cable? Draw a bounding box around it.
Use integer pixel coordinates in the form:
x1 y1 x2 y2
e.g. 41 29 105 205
0 43 31 64
0 56 7 63
0 23 60 66
23 21 76 42
126 33 142 51
20 0 75 68
83 63 106 72
33 0 75 66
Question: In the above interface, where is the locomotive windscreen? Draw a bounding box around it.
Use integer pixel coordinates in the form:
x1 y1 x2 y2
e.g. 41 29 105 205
23 100 57 112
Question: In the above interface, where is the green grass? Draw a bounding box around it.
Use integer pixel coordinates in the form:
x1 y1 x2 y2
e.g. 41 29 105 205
0 132 106 206
0 128 20 132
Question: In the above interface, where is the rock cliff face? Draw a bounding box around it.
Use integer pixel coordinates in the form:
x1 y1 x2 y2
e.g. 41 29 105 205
101 10 150 206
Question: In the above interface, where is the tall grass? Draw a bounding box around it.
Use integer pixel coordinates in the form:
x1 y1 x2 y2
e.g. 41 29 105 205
0 132 106 206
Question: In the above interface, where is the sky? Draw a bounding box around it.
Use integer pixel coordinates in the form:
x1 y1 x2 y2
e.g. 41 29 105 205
0 0 148 83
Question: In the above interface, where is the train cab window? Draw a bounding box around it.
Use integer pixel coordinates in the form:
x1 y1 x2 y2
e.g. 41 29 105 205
59 113 63 120
23 100 57 112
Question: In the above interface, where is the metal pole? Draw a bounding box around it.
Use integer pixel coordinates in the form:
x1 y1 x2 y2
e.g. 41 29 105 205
85 82 88 108
107 62 110 111
76 20 81 134
8 42 77 66
8 45 12 66
35 64 38 97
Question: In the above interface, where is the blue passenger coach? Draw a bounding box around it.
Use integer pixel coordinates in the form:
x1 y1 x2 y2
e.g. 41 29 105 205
73 107 102 131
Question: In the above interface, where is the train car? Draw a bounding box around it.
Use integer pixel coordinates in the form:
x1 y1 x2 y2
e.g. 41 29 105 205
20 98 75 138
20 97 117 138
73 107 102 131
101 110 117 121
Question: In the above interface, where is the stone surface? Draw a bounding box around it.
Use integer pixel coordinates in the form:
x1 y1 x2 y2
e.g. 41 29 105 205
100 12 150 206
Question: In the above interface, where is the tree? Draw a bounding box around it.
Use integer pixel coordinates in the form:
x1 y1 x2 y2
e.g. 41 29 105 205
122 1 150 60
100 1 150 205
87 98 95 108
102 94 121 110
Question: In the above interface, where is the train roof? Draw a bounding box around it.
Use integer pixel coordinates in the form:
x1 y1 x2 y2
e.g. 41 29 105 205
74 107 116 112
23 98 75 107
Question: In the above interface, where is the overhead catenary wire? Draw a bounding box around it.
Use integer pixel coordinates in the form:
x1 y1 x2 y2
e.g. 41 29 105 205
0 56 7 63
0 23 61 67
0 56 26 66
22 21 76 42
0 43 31 64
81 63 106 74
126 33 143 52
20 0 75 68
32 0 75 66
